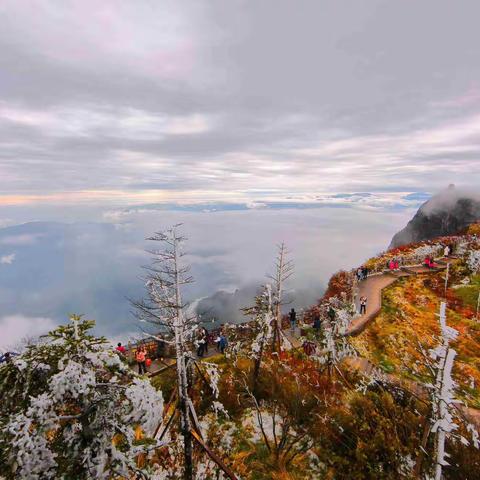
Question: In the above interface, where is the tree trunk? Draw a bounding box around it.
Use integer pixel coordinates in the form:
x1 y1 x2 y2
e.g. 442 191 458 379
173 241 193 480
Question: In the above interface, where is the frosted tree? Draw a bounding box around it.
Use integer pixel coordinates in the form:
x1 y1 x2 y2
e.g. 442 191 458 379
234 284 275 392
429 302 459 480
268 243 294 353
410 301 479 479
466 249 480 274
131 225 197 480
0 315 164 479
132 226 238 480
320 302 355 378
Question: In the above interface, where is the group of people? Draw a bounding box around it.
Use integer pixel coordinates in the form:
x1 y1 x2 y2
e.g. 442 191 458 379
423 256 437 269
356 266 369 281
116 342 151 375
196 328 228 356
387 259 401 271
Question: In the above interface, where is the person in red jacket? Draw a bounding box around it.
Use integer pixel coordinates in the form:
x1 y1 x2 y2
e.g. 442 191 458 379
136 346 147 374
116 342 126 355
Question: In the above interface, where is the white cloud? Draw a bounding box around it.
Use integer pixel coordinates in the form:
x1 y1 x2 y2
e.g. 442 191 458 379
0 253 15 264
0 104 213 140
0 314 57 350
0 233 42 245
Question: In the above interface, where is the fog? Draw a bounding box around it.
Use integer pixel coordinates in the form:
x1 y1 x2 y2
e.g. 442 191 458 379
0 205 415 349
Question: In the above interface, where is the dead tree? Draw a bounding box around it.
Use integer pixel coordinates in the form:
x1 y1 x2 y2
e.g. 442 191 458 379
132 225 195 480
268 243 294 353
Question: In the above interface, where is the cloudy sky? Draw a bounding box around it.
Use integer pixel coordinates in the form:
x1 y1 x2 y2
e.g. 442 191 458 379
1 0 479 209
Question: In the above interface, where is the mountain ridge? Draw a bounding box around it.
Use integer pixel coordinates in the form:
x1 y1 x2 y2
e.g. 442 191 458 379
389 185 480 249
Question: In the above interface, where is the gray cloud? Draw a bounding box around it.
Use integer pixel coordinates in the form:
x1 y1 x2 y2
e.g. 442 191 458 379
0 1 479 201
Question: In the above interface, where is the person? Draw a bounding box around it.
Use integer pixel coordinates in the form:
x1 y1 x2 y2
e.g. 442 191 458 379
196 329 206 357
136 346 147 375
444 245 450 257
327 306 336 322
196 329 205 357
289 308 297 332
156 338 166 359
313 313 322 334
394 260 399 271
203 327 209 354
359 296 367 315
356 267 363 281
424 256 431 268
389 259 395 271
362 266 368 280
0 352 12 364
116 342 126 355
219 334 228 354
425 256 436 269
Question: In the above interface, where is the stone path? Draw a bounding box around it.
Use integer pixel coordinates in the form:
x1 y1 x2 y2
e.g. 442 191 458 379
347 272 410 336
347 258 451 336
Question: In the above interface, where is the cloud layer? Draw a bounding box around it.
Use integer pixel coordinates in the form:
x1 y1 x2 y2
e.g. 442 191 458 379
0 1 479 205
0 205 414 340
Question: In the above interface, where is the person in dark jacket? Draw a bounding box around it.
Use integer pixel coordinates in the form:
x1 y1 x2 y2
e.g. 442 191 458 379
313 313 322 334
359 296 367 315
219 334 228 354
202 328 209 354
362 266 368 279
289 308 297 331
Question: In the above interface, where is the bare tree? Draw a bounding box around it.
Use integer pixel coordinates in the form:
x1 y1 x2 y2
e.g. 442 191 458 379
131 225 195 480
268 243 294 353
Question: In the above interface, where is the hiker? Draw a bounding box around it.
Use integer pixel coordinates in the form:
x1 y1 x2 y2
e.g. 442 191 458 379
424 256 435 269
389 259 395 271
136 346 147 375
289 308 297 332
219 334 228 354
156 338 166 358
356 267 363 281
359 296 367 315
0 352 12 364
116 342 126 355
313 313 322 336
203 327 209 354
362 266 368 280
196 329 206 357
444 245 450 257
394 260 399 271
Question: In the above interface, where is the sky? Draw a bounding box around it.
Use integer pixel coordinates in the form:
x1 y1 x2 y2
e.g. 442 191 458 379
1 1 479 348
0 0 479 208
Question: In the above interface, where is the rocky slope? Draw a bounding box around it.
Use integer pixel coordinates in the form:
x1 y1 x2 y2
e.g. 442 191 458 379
389 185 480 248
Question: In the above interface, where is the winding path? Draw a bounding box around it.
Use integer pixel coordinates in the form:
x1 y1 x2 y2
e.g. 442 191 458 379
347 259 450 336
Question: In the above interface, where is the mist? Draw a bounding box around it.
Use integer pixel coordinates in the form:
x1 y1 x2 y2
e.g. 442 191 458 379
0 205 415 349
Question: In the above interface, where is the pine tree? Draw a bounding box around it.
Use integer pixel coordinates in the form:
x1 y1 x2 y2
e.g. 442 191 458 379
0 315 164 479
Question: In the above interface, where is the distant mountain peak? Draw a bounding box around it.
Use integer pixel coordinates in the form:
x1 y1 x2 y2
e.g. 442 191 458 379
389 186 480 249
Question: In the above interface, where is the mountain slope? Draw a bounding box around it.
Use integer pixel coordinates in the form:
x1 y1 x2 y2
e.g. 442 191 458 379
389 186 480 248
